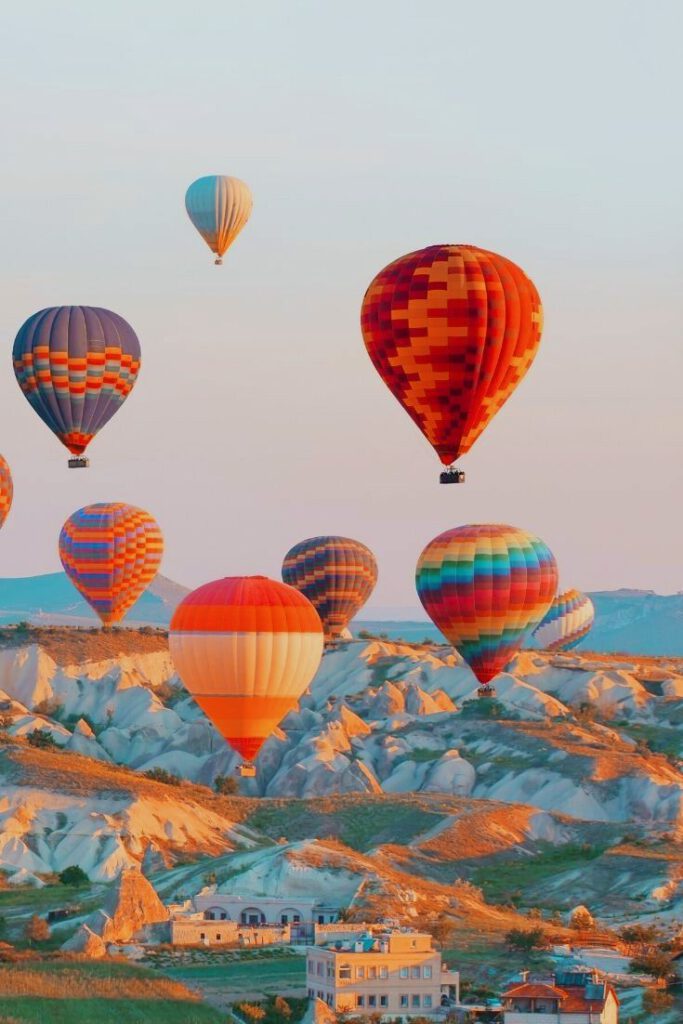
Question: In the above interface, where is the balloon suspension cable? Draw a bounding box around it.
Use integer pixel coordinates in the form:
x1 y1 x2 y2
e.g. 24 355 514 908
439 465 465 485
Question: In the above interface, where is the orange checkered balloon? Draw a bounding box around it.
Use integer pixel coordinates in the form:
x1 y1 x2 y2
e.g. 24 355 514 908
361 245 543 467
0 455 13 529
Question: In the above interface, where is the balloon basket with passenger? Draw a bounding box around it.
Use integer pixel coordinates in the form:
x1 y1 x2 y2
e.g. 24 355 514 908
477 684 496 698
68 457 89 469
237 762 257 778
439 466 465 485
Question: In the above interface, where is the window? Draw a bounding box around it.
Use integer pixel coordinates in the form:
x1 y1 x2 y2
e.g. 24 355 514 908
411 966 420 979
380 996 388 1008
215 933 221 941
221 912 227 920
411 995 420 1008
400 995 409 1008
200 933 205 940
368 995 376 1008
281 914 289 924
356 996 365 1008
368 966 377 980
424 996 432 1008
424 965 432 979
318 915 324 924
400 967 409 979
339 963 351 980
356 966 365 979
317 962 324 976
380 966 388 979
308 961 314 975
293 915 301 923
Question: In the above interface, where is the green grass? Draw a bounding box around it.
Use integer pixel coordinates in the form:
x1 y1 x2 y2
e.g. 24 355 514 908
165 954 305 993
245 795 446 852
471 842 607 906
0 1000 223 1023
0 883 93 911
0 960 224 1023
616 722 682 759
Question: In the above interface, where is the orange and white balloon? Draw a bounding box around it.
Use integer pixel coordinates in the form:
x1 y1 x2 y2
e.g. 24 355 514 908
169 576 324 761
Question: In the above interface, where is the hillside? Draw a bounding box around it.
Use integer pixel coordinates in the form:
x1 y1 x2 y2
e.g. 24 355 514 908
0 573 188 627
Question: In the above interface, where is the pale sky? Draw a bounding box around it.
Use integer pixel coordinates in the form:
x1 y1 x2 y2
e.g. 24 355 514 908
0 0 681 612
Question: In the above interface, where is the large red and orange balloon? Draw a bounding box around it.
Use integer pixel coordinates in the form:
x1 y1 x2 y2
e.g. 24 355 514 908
169 576 324 761
12 306 141 462
0 455 12 529
361 244 543 467
416 524 558 684
59 503 164 625
282 535 378 640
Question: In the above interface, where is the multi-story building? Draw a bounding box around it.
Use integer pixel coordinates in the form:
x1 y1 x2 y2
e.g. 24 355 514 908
502 968 619 1023
306 930 460 1014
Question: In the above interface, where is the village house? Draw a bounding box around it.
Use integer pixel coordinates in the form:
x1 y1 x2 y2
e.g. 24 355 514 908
306 930 460 1014
169 891 339 946
502 967 619 1023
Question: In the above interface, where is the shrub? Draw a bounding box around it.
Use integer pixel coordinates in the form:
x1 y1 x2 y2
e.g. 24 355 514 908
143 767 181 786
643 989 674 1013
58 865 89 887
215 774 239 795
505 927 549 952
629 950 675 982
26 729 59 750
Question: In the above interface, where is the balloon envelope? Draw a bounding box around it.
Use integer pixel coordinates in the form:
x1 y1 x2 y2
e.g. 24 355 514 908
13 306 141 457
185 175 253 263
59 503 163 625
0 455 12 529
534 589 595 651
361 244 543 466
282 535 378 639
169 576 324 760
416 524 558 684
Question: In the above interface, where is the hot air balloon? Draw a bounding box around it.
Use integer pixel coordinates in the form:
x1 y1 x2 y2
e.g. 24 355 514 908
416 524 557 695
169 576 323 774
12 306 141 468
282 535 378 641
360 245 543 482
0 455 13 529
185 175 253 265
534 589 595 652
59 503 163 625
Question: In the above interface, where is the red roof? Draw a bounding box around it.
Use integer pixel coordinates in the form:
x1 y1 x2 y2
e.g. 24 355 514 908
503 983 565 1000
504 980 619 1013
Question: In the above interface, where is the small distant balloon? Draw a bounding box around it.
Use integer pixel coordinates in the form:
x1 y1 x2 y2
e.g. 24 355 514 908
185 175 253 265
0 455 13 529
416 524 558 685
12 306 141 466
361 245 543 475
282 535 378 641
59 503 163 625
169 576 323 762
534 589 595 651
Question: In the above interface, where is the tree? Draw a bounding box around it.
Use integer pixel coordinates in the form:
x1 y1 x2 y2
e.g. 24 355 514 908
569 905 595 931
429 915 454 948
629 950 675 983
58 865 89 887
619 923 660 944
215 774 239 795
24 915 50 945
273 996 292 1020
143 767 181 786
643 989 674 1013
505 927 549 952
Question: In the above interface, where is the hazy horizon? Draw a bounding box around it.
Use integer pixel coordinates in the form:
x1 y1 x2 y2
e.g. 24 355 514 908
0 0 681 613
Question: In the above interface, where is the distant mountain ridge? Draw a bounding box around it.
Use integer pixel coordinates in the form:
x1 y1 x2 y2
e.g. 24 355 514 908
0 572 189 626
0 574 681 654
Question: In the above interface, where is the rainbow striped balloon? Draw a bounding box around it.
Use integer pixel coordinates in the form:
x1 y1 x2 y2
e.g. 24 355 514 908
169 576 324 760
0 455 12 529
282 535 378 639
534 589 595 651
416 524 558 684
59 503 163 625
